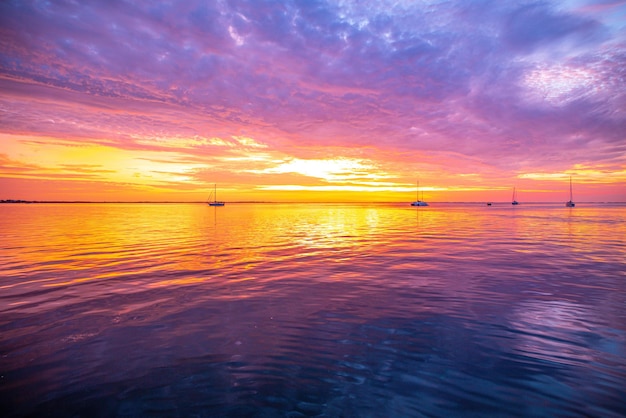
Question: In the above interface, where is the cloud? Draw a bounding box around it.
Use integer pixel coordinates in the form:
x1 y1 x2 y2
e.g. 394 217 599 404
0 0 624 200
506 2 610 54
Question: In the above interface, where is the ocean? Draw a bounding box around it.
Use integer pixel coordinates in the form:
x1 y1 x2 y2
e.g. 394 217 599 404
1 202 625 417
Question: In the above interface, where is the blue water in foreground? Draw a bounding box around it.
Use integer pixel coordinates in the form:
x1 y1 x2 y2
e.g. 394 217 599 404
1 202 625 417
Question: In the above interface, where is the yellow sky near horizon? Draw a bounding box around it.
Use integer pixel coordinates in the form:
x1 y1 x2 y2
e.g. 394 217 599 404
2 133 624 203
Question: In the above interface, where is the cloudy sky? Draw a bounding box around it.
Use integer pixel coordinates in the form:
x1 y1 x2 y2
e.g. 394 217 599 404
1 0 625 202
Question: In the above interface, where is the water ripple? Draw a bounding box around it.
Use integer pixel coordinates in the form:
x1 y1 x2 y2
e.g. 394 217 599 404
1 203 625 417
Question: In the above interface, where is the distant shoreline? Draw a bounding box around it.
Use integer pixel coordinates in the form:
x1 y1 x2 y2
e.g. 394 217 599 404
2 200 625 205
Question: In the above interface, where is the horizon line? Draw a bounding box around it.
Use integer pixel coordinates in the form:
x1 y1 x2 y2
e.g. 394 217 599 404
2 200 625 205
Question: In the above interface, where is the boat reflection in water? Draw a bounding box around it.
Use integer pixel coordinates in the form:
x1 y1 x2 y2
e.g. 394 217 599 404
1 202 625 417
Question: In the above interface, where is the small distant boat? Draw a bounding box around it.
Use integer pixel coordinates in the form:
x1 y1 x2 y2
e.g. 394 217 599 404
411 180 429 206
207 184 225 207
512 186 519 205
487 202 492 206
565 176 575 207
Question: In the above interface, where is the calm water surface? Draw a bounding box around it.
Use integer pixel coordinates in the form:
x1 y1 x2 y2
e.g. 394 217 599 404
1 203 625 417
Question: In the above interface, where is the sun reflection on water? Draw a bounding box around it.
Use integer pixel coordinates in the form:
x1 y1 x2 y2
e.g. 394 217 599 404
0 202 625 417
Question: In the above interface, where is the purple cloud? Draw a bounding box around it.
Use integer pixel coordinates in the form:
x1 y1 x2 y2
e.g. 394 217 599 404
0 0 624 199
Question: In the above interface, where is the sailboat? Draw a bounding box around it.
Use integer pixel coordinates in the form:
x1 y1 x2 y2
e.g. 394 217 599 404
565 176 575 207
411 180 429 206
207 184 225 207
511 186 519 205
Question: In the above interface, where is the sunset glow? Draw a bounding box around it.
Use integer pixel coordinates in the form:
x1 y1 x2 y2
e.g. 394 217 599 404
1 0 625 202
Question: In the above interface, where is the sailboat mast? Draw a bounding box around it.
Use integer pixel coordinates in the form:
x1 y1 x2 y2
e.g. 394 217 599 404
208 183 225 206
569 176 573 200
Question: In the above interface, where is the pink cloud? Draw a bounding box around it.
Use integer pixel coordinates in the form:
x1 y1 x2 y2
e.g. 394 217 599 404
0 0 624 201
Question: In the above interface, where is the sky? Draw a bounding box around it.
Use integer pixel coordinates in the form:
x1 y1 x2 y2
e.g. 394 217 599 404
1 0 625 202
